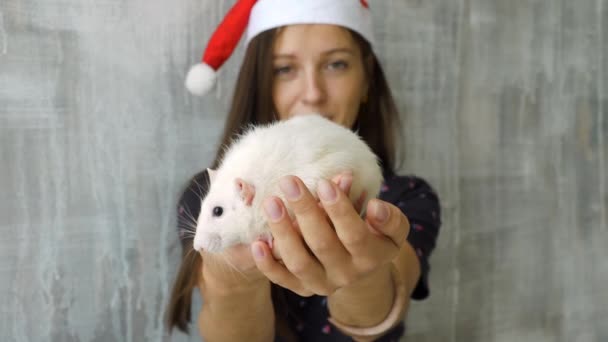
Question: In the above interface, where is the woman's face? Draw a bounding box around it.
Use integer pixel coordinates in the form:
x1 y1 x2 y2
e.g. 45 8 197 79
271 24 369 129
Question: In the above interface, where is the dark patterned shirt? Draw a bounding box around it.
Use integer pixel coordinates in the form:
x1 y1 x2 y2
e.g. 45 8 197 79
177 170 441 342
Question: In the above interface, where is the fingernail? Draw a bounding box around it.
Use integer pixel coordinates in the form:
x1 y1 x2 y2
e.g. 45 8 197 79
252 243 265 259
371 201 389 223
264 198 283 222
318 178 337 203
280 176 301 200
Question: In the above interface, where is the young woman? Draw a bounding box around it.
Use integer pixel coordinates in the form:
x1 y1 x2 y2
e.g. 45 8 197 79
167 1 441 341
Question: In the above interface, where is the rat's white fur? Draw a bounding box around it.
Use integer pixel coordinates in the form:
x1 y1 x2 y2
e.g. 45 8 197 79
193 114 384 253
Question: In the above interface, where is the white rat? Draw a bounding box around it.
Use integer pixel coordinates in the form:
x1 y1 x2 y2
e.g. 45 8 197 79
193 114 384 253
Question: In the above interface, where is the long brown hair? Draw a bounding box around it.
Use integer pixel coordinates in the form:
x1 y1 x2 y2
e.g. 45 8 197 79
165 26 403 334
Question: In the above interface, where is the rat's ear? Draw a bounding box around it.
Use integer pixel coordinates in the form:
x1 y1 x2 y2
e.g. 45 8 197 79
207 168 217 183
235 178 255 206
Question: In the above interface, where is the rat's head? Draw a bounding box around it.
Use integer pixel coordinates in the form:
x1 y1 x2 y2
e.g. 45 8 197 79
193 170 256 253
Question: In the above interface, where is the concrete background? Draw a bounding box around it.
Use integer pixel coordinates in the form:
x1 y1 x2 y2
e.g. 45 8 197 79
1 0 606 341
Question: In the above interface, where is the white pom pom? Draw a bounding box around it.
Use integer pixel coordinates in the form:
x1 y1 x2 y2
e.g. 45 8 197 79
185 63 217 96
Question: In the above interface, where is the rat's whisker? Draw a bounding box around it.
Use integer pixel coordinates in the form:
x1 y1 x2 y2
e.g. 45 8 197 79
182 206 199 226
192 179 207 203
185 248 197 260
178 219 197 229
179 231 196 240
220 253 247 280
178 222 197 235
178 219 197 232
181 229 196 236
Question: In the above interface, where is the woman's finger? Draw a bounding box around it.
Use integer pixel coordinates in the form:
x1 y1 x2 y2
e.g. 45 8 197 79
331 171 365 213
251 241 314 296
366 199 410 248
262 193 335 295
278 176 350 269
317 179 369 249
317 180 400 272
354 189 367 214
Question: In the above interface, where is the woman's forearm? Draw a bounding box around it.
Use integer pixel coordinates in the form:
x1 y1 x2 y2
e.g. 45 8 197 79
198 276 275 342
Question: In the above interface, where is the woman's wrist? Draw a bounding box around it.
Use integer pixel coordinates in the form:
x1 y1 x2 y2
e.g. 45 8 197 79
327 262 408 341
327 262 395 326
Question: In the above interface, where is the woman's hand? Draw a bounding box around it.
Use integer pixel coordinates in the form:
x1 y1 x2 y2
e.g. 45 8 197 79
197 244 275 342
200 242 267 293
250 173 410 296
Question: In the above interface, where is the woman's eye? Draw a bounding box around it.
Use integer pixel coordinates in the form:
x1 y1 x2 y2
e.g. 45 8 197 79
273 65 293 76
327 60 348 70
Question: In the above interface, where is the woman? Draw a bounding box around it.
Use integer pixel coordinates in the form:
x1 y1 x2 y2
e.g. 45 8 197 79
167 1 441 341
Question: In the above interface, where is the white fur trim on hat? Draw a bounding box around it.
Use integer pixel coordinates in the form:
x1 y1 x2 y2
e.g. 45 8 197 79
246 0 374 45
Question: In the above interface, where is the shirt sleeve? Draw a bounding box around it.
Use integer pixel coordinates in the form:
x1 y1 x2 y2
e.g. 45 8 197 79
176 170 210 242
379 174 442 300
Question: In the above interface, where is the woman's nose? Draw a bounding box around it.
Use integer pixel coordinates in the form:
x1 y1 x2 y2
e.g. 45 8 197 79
301 70 326 105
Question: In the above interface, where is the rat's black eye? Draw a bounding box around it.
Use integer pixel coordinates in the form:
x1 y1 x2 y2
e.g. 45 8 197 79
212 206 224 217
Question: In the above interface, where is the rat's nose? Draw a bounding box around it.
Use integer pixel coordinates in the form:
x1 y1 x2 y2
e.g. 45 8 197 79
204 233 223 253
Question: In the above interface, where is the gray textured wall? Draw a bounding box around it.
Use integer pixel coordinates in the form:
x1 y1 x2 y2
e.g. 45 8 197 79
1 0 606 341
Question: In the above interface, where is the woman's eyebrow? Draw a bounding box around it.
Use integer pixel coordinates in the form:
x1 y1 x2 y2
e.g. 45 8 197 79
273 53 296 59
273 48 355 59
321 48 355 56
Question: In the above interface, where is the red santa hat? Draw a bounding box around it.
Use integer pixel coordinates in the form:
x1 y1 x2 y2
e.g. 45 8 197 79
185 0 374 96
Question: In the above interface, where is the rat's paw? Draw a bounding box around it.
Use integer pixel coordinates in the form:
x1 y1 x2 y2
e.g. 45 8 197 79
256 232 283 260
256 232 274 249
